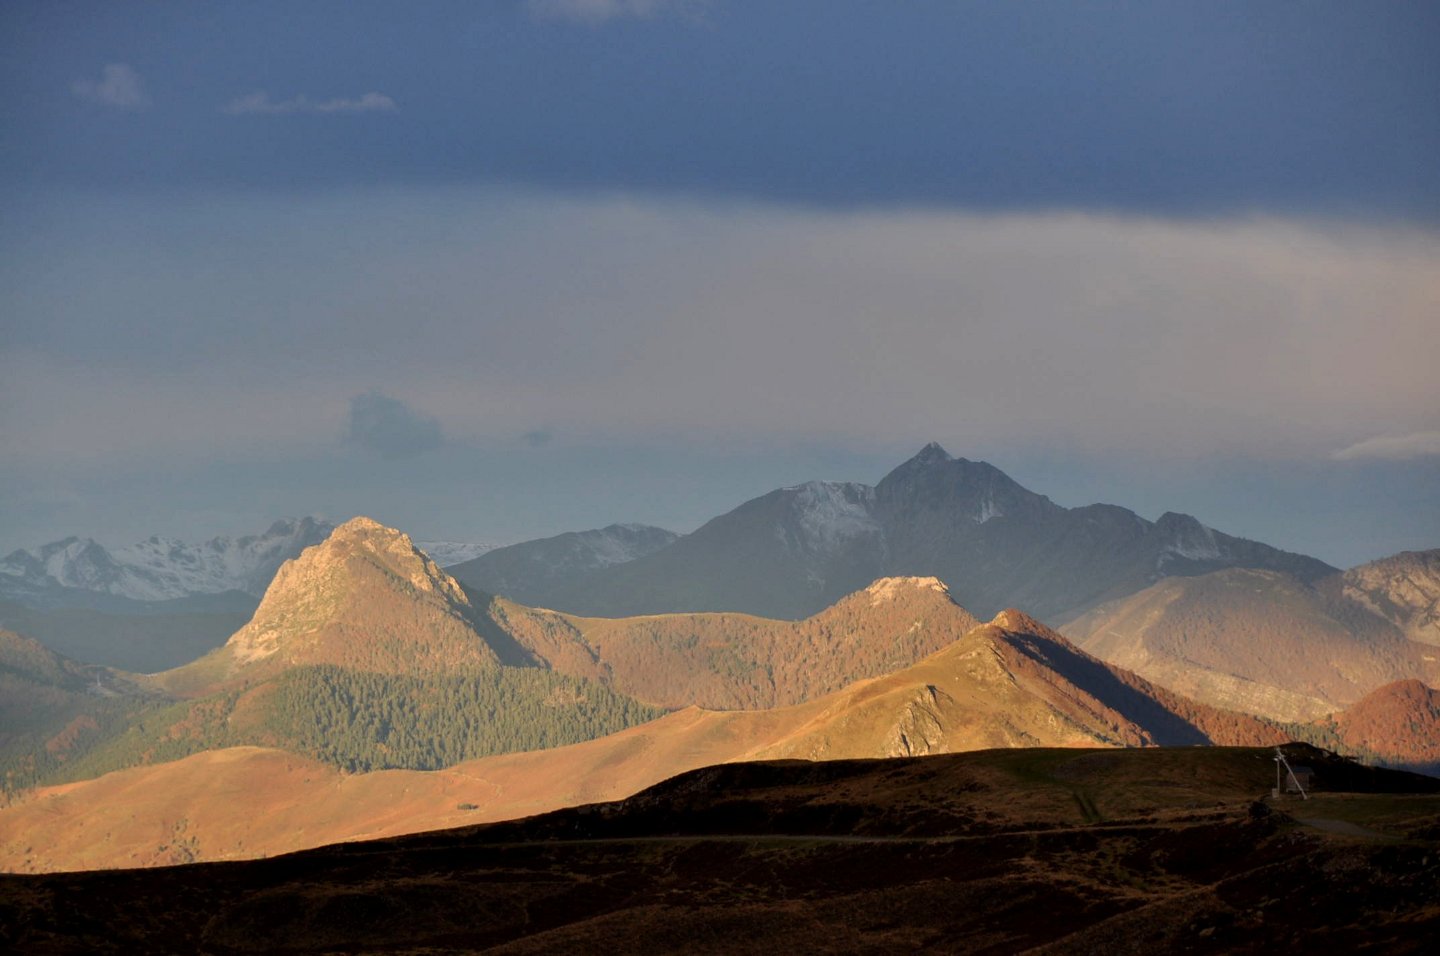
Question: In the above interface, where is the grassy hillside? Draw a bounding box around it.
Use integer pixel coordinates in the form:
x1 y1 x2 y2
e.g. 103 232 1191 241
493 576 980 709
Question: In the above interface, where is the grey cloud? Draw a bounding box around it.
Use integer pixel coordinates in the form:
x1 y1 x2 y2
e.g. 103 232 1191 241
71 64 149 110
1332 431 1440 461
6 192 1439 466
522 429 554 447
224 91 396 115
344 391 442 460
526 0 701 24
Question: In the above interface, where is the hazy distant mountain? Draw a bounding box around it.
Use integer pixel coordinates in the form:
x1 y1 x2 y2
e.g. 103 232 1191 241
1061 558 1440 723
413 540 502 567
1340 549 1440 645
0 518 335 606
447 523 680 608
513 443 1334 621
0 607 1283 870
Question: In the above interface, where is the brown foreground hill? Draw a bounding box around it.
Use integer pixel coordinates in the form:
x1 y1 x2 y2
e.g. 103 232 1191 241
3 745 1438 955
0 610 1281 872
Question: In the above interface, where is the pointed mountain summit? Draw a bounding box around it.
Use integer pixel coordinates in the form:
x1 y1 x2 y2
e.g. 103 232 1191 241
875 442 1053 526
475 443 1336 622
171 517 507 688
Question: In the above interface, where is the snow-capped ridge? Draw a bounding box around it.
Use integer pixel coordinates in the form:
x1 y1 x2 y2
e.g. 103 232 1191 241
1 518 338 602
781 481 880 552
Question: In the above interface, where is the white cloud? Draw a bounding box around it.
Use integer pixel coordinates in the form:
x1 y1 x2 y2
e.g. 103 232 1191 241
70 64 149 110
223 91 397 115
1332 431 1440 461
526 0 701 24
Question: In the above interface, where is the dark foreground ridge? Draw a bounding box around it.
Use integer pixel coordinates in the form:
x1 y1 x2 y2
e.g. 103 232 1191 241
3 745 1439 954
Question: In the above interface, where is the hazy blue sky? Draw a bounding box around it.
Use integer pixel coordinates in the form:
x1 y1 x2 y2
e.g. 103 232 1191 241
2 1 1437 566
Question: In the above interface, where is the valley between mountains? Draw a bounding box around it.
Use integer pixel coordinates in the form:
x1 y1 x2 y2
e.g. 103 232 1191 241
1 445 1438 877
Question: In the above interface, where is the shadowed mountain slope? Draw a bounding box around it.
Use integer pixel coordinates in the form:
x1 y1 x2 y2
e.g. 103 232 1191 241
487 443 1334 622
0 630 162 798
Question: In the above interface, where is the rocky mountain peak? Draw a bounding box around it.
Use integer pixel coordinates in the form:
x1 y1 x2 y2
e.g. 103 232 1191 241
220 516 487 672
989 608 1049 635
912 441 953 465
863 576 950 605
874 448 1052 532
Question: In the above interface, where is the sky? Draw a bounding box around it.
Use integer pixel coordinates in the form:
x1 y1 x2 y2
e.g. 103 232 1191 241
1 0 1438 568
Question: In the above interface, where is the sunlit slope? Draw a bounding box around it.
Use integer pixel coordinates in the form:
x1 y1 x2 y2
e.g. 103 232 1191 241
1064 567 1440 721
0 609 1280 871
493 576 979 709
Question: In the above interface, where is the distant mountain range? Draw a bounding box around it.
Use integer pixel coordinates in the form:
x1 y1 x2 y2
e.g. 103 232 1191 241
447 523 679 609
452 443 1334 622
0 519 1288 870
0 518 336 606
0 518 500 609
2 515 1437 873
0 520 500 670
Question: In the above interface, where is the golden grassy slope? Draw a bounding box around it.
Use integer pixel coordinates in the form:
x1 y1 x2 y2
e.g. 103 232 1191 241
494 576 979 709
0 610 1278 872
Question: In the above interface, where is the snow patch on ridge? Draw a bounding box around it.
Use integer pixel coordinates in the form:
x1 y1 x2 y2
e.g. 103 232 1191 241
975 493 1004 524
783 481 880 553
415 541 501 567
